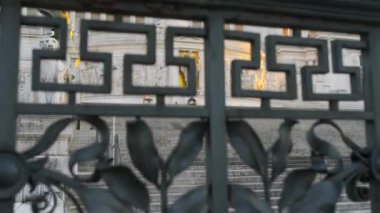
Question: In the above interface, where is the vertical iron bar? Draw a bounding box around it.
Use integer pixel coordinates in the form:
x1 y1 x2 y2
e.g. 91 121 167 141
157 95 165 107
329 101 339 111
365 30 380 212
0 0 20 150
261 98 270 110
0 0 21 212
115 15 122 23
205 12 228 213
68 92 76 105
293 29 302 38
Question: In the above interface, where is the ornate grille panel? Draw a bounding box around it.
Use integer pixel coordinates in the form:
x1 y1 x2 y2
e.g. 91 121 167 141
1 0 380 212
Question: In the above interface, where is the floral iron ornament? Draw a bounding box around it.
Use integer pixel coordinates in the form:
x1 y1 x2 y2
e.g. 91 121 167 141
0 116 209 213
126 119 209 213
226 119 375 213
0 116 150 213
0 117 375 213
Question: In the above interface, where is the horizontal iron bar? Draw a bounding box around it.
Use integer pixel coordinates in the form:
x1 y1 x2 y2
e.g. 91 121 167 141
17 104 374 120
17 104 208 118
21 1 374 35
223 11 372 34
20 0 380 25
226 107 374 120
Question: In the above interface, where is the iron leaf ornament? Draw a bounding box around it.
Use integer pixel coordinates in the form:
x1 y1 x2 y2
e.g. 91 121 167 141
169 185 209 213
289 180 343 213
229 184 273 213
226 119 377 212
227 119 297 207
278 169 317 210
127 119 163 187
98 166 150 212
270 119 299 182
166 121 208 183
227 120 268 177
127 119 208 212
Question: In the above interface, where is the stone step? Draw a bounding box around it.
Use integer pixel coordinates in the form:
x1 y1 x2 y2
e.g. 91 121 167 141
148 199 370 213
147 187 363 203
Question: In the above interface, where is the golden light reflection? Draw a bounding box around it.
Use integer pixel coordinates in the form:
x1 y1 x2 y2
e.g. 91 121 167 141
75 58 81 69
59 11 76 47
282 28 292 36
178 51 189 88
225 40 269 91
63 11 71 24
255 50 267 91
69 29 75 40
178 50 201 90
62 11 81 71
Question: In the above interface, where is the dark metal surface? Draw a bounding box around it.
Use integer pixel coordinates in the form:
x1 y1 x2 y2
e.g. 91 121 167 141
0 0 21 211
365 29 380 212
1 0 380 212
205 13 229 213
227 30 261 98
19 0 380 26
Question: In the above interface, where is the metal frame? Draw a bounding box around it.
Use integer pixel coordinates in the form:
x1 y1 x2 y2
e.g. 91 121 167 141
1 0 380 212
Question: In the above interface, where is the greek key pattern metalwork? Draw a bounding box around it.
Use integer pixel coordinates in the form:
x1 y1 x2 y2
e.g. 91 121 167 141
0 0 380 212
22 17 368 103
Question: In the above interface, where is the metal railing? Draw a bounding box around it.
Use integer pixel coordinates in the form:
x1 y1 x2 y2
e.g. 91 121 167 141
1 0 380 212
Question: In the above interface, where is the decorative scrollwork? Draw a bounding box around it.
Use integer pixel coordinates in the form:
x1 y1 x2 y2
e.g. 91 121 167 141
0 115 209 213
21 16 68 93
226 30 261 98
226 119 374 212
0 116 150 213
23 15 208 97
230 34 367 102
266 36 329 100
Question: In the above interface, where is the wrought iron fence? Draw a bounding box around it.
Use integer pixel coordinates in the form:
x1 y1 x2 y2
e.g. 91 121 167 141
1 0 380 212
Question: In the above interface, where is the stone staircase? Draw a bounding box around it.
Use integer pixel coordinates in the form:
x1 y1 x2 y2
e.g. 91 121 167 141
68 118 371 212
